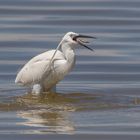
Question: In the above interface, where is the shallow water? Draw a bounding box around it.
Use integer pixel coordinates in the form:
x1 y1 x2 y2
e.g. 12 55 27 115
0 0 140 139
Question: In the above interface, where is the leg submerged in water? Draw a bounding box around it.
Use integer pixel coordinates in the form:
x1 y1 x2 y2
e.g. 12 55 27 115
51 85 56 93
42 84 57 93
32 84 42 95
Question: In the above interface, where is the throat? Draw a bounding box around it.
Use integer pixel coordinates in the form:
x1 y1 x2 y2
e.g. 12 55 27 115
63 48 75 62
62 47 76 69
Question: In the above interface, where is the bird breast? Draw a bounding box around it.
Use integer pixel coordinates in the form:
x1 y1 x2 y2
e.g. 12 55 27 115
42 57 75 90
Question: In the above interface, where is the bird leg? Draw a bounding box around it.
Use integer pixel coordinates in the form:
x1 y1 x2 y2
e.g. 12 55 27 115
32 84 42 95
41 84 57 94
51 86 56 93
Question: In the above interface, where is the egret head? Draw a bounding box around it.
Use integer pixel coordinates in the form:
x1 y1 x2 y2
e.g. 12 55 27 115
61 32 96 51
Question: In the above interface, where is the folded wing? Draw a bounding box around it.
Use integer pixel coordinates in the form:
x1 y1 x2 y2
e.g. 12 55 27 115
15 50 65 86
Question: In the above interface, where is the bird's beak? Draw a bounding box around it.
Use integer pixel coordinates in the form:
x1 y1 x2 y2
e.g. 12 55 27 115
73 35 96 51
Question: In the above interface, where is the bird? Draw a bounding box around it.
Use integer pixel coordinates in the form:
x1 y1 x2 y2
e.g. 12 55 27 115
15 32 96 94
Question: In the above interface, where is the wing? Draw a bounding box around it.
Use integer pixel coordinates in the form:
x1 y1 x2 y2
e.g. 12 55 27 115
27 50 65 64
15 50 65 86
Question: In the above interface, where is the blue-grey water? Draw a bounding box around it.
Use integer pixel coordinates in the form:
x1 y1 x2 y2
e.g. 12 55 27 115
0 0 140 139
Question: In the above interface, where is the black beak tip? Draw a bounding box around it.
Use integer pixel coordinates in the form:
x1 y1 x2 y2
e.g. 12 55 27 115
88 47 94 52
83 35 96 39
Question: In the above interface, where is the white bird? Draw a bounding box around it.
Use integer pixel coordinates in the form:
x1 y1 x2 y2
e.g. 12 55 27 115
15 32 95 94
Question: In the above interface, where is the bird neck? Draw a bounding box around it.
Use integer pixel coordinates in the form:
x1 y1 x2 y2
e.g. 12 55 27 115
61 45 76 64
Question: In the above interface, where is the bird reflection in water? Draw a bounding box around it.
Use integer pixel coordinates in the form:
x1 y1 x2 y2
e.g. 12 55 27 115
0 91 129 134
16 92 76 134
17 109 75 134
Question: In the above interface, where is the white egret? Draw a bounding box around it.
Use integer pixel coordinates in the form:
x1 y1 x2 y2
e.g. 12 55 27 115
15 32 95 94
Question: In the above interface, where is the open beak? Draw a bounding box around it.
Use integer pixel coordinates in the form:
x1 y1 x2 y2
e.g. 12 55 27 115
73 35 96 51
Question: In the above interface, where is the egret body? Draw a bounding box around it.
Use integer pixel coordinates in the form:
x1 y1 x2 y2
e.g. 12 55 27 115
15 32 95 94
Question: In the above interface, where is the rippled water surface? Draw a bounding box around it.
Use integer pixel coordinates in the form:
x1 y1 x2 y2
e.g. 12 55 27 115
0 0 140 139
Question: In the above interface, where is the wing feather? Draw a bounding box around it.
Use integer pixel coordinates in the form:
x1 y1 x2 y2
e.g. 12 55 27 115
15 50 65 85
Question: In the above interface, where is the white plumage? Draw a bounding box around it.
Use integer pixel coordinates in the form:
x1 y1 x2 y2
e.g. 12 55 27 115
15 32 95 94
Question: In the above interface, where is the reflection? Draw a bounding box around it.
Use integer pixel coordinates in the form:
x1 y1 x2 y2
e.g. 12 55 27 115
0 91 135 134
14 92 101 134
16 93 77 134
17 110 75 134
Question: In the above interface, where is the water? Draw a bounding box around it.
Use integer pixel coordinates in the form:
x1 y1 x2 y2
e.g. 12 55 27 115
0 0 140 139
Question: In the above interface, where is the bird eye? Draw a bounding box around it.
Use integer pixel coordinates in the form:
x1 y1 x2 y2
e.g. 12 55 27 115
72 36 77 42
69 34 77 42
